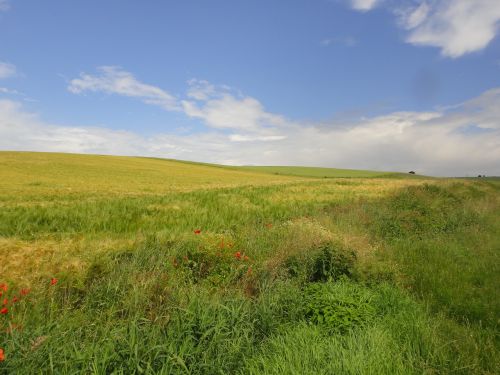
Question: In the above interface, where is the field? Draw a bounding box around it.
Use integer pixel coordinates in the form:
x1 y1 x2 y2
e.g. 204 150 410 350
0 151 499 374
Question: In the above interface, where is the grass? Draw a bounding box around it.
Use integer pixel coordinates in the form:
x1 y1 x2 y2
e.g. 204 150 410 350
0 152 498 373
237 165 415 178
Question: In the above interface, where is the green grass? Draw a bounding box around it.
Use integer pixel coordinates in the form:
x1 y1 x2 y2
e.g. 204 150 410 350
0 152 498 373
237 165 418 178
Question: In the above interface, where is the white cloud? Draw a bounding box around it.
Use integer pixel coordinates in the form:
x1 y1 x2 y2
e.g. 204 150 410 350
68 68 289 139
68 66 180 111
0 61 16 79
351 0 500 58
186 79 218 101
403 0 500 58
182 94 287 135
320 36 357 47
0 87 20 95
350 0 380 12
4 85 500 176
0 0 9 12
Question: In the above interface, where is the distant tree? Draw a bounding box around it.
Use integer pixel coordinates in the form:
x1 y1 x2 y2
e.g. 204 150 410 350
409 171 416 175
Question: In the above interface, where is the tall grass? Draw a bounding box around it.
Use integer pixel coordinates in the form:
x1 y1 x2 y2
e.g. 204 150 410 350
0 153 498 373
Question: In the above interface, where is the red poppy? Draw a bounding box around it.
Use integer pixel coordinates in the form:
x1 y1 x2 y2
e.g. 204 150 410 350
0 307 7 315
265 223 273 229
219 239 225 249
20 289 30 296
0 284 7 292
50 278 58 286
194 229 201 234
0 348 4 362
246 266 253 276
2 299 7 306
234 251 241 260
243 255 250 261
12 297 18 303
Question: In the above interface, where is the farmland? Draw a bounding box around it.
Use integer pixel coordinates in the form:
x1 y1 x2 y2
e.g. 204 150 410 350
0 151 498 374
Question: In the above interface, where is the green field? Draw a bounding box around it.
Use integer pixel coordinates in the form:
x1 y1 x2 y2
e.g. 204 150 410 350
237 165 415 178
0 152 498 374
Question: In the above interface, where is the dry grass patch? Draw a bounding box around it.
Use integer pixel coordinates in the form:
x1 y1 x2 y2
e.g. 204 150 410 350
0 237 133 285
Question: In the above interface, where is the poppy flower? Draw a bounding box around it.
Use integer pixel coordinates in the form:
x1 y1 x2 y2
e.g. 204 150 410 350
0 307 7 315
246 266 253 276
234 251 241 260
20 289 30 296
0 284 7 292
50 278 58 286
194 229 201 234
243 255 250 261
12 297 18 303
2 299 7 306
265 223 273 229
219 239 225 249
0 348 4 362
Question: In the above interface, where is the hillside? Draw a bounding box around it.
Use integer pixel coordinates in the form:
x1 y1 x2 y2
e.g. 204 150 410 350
0 152 498 374
237 165 414 178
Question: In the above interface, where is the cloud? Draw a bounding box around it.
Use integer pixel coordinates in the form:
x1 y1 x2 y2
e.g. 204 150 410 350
350 0 500 57
0 61 16 79
0 87 21 95
182 94 288 135
349 0 380 12
402 1 500 58
4 83 500 176
0 0 9 12
186 79 218 101
68 66 180 111
320 36 358 47
69 69 289 137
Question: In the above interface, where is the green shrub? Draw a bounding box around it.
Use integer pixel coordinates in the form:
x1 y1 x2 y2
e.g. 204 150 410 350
284 242 356 283
303 281 375 334
309 243 356 282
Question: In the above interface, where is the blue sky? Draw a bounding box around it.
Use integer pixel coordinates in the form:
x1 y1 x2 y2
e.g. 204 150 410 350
1 0 499 176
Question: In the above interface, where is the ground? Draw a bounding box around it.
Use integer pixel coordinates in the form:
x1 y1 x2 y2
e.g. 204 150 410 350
0 152 498 374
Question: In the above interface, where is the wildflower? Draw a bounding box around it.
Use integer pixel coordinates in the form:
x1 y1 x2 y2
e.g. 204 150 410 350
194 229 201 234
12 297 18 303
246 266 253 276
0 284 7 292
243 255 250 261
20 289 30 296
234 251 241 260
50 278 58 286
0 348 4 361
0 307 7 315
265 223 273 229
2 299 7 306
219 239 225 249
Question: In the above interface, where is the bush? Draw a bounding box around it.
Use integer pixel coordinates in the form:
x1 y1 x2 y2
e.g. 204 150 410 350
303 281 375 334
284 242 356 283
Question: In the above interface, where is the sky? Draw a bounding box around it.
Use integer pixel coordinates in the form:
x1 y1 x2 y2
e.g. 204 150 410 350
1 0 499 176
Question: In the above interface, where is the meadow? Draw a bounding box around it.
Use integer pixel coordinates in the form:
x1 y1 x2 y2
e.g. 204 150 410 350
0 151 498 374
